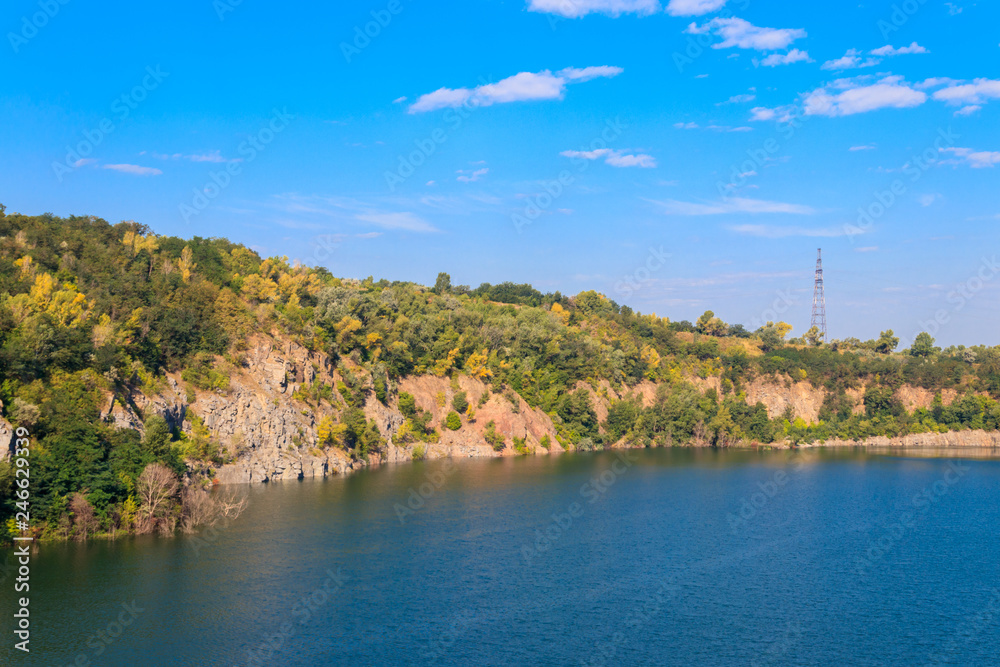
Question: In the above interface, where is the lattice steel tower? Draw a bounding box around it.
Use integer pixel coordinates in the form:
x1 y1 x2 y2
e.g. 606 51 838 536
811 248 827 341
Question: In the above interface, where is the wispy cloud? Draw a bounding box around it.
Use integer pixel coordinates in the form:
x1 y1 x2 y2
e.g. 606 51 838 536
941 147 1000 168
527 0 661 18
561 148 657 168
821 49 881 71
673 121 751 132
849 144 876 151
822 43 927 71
727 224 849 238
758 49 812 67
143 150 235 163
456 167 489 182
855 246 879 252
666 0 727 16
686 17 806 51
719 91 756 104
268 194 442 233
870 41 928 56
102 163 163 176
354 211 439 232
409 66 622 113
650 197 815 216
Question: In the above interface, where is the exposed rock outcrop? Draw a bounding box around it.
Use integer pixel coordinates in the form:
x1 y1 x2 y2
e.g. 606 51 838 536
107 334 998 485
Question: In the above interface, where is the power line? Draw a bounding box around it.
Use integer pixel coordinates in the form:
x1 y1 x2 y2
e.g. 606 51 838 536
811 248 827 341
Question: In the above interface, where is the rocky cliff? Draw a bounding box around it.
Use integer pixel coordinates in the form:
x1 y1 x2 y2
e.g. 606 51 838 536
95 334 997 484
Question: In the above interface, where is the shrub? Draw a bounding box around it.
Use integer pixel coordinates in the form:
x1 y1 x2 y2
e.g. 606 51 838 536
484 421 505 451
445 411 462 431
398 392 417 418
451 391 468 414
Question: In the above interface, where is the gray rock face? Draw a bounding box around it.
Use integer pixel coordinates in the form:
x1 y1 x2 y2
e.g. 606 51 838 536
0 399 15 461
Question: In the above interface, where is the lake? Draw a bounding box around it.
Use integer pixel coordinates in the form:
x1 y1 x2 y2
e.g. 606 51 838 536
3 447 1000 666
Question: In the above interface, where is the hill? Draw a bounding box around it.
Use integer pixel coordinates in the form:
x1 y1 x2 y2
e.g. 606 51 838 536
1 207 999 541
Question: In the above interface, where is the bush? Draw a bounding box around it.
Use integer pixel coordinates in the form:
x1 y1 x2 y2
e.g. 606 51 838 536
484 421 505 451
445 411 462 431
451 391 468 414
398 392 417 418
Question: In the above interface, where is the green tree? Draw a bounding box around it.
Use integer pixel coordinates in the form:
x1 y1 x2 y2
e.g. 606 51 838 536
433 272 452 294
445 411 462 430
804 326 824 347
910 332 939 357
875 330 900 354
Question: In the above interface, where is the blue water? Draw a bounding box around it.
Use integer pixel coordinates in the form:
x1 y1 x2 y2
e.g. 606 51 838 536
3 447 1000 666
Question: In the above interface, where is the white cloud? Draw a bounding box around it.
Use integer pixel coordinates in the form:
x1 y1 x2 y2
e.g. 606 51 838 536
918 193 941 206
803 76 926 116
915 77 961 90
651 197 815 216
941 147 1000 168
456 167 489 182
821 49 880 71
945 2 962 15
706 124 752 132
728 224 850 238
558 65 626 82
955 104 981 116
932 78 1000 106
666 0 727 16
759 49 812 67
392 96 407 104
686 17 806 50
355 211 440 232
719 92 756 104
561 148 656 168
855 246 879 252
409 66 622 113
147 150 234 163
748 105 799 123
102 164 162 176
526 0 660 18
870 42 928 56
674 121 750 132
849 144 876 151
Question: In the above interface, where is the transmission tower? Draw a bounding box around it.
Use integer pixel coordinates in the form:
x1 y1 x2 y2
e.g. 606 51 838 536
811 248 827 342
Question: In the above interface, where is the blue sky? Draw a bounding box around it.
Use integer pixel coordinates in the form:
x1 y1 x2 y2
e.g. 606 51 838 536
2 0 998 346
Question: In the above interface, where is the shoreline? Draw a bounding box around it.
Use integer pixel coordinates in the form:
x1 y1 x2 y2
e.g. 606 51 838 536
214 427 1000 485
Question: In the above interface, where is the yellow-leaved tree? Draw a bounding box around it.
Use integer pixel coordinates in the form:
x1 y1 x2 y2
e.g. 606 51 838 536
9 273 93 327
465 349 492 379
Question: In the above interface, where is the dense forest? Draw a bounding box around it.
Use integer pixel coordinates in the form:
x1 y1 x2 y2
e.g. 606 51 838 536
1 207 999 542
